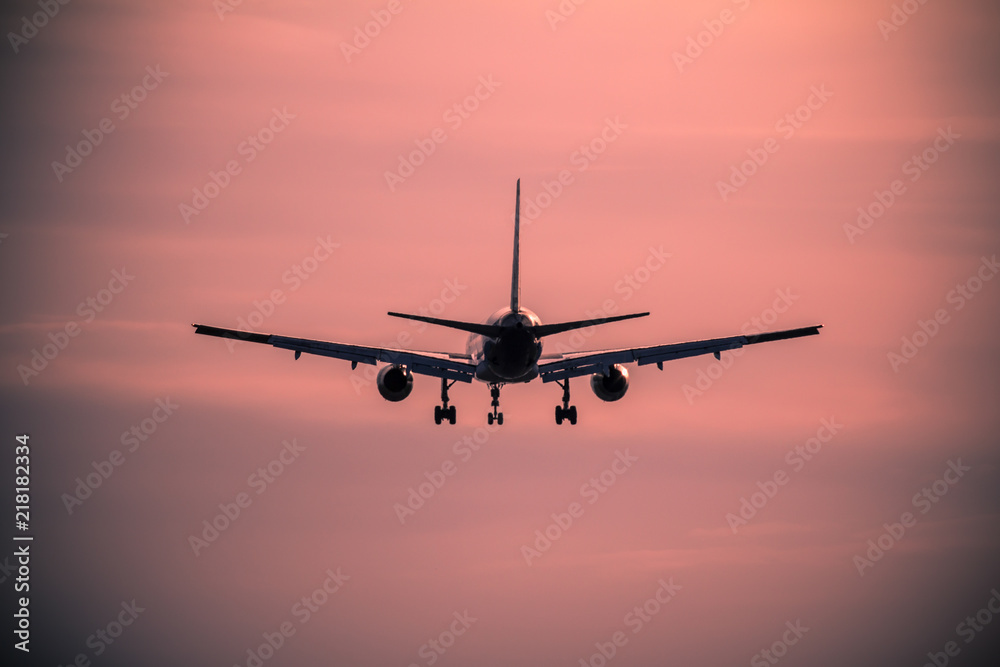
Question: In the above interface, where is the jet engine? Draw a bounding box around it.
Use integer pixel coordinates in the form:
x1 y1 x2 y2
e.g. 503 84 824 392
377 364 413 402
590 364 629 402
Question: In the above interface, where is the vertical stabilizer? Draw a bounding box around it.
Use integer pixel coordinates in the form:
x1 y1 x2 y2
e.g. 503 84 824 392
511 179 520 312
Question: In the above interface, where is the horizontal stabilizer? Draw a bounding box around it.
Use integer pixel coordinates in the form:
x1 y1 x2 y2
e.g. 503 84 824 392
387 312 504 338
388 311 650 339
530 312 650 338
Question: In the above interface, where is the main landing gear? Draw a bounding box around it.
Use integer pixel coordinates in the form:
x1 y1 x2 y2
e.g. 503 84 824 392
487 383 504 425
434 378 457 425
555 378 577 425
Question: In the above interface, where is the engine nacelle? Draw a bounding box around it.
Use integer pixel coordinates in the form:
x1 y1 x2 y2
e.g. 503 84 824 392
377 364 413 402
590 364 629 402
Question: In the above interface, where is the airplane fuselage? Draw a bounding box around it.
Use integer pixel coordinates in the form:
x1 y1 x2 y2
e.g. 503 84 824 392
466 307 543 383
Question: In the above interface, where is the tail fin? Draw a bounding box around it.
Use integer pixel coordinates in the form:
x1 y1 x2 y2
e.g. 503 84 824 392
511 178 520 313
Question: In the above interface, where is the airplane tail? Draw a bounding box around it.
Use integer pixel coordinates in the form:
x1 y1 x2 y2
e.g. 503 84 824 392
511 178 520 313
386 178 651 338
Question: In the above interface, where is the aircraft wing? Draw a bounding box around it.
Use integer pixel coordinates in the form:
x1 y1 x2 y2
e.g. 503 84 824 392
192 324 476 382
537 325 822 382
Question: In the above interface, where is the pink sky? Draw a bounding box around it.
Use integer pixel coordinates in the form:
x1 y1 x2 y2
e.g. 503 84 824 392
1 0 999 665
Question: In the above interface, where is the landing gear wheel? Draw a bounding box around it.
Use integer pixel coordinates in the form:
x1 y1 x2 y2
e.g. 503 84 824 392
436 378 457 425
488 383 504 426
555 379 578 425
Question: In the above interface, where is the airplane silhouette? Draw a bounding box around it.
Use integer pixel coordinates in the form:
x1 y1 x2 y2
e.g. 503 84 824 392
194 180 821 425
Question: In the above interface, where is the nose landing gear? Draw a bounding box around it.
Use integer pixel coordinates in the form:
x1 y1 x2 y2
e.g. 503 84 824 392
487 383 504 425
554 378 577 425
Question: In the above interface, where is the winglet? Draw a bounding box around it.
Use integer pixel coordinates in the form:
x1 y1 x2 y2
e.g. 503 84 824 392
511 178 520 313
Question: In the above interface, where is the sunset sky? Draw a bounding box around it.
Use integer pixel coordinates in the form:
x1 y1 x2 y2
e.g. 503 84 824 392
1 0 999 665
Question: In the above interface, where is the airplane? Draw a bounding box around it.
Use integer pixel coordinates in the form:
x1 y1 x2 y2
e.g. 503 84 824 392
193 180 821 425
